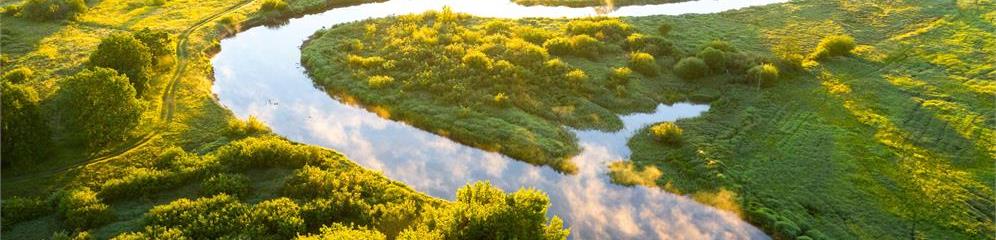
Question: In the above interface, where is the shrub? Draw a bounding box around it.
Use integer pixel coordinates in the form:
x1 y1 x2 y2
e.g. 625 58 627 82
297 223 386 240
301 197 374 230
56 67 143 148
110 226 186 240
1 82 51 166
251 198 305 238
259 0 288 12
99 167 178 200
627 52 657 76
493 92 509 106
462 50 492 70
132 28 176 65
56 187 115 229
1 196 50 228
704 40 735 52
624 33 674 56
427 182 569 240
3 66 34 83
649 122 682 145
608 67 632 86
201 173 251 197
747 63 779 87
697 47 726 71
811 34 856 60
503 38 549 66
564 18 632 41
774 220 801 238
346 54 386 69
226 115 270 138
569 34 601 58
513 26 555 44
673 56 708 80
20 0 87 21
89 33 154 95
145 194 250 239
542 37 573 56
367 75 395 88
564 69 588 84
543 58 570 74
657 22 671 36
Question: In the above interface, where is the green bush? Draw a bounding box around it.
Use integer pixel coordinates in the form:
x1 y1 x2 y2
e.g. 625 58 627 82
811 34 856 60
56 187 116 229
608 67 632 86
3 66 34 83
697 47 726 71
1 81 51 166
226 115 271 139
56 67 143 148
747 63 780 87
627 52 657 76
251 198 305 238
145 194 250 239
132 28 176 65
543 34 601 58
774 220 801 238
212 136 329 171
657 22 671 36
367 75 395 88
89 33 154 95
20 0 87 21
297 223 386 240
704 39 736 52
99 167 180 200
110 226 186 240
425 182 569 240
1 196 50 228
201 173 251 197
259 0 288 12
564 18 633 41
301 197 374 230
624 33 674 56
462 50 492 70
542 37 573 56
564 69 588 85
649 122 682 145
673 56 708 80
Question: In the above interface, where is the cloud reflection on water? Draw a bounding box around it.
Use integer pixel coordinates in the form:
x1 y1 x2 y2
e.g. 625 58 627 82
211 0 783 238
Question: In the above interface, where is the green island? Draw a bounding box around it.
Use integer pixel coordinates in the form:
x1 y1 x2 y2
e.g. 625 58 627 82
300 1 994 239
0 0 568 239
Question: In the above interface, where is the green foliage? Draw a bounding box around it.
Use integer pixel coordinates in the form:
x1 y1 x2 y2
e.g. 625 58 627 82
1 196 50 228
704 39 736 52
88 33 154 95
747 63 779 87
145 194 251 239
810 34 856 60
624 33 675 56
627 51 657 76
367 75 394 88
19 0 87 21
225 116 271 139
697 47 726 71
564 18 633 41
56 187 115 229
252 198 306 238
608 66 632 86
99 167 183 201
649 122 681 145
296 223 386 240
3 66 34 83
56 67 143 148
132 28 176 65
544 34 602 58
673 56 708 80
1 81 51 166
420 182 569 240
201 173 251 197
260 0 289 12
657 22 671 36
110 226 187 240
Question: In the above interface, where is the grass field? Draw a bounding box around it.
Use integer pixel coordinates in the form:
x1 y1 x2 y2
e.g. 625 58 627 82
301 0 994 239
1 0 568 238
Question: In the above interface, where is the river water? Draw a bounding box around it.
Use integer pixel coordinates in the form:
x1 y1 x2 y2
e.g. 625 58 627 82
211 0 784 238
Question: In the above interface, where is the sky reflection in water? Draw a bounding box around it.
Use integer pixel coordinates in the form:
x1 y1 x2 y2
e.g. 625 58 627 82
212 0 784 238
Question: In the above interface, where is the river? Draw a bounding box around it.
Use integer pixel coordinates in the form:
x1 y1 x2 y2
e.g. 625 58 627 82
211 0 785 238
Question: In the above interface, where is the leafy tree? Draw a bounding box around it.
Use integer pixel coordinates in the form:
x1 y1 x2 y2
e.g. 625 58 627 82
19 0 87 21
89 33 154 95
427 182 569 240
132 28 176 65
1 81 51 166
56 67 143 148
673 56 708 80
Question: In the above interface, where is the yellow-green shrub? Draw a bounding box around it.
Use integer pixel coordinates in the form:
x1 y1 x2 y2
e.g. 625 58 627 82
367 75 394 88
56 187 115 229
673 56 708 80
810 34 856 60
649 122 682 145
627 52 657 76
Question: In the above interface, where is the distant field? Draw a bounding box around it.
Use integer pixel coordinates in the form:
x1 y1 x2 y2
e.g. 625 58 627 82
301 0 995 239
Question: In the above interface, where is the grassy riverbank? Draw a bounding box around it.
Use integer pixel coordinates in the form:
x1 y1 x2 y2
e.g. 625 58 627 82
512 0 686 8
301 0 994 239
0 0 568 238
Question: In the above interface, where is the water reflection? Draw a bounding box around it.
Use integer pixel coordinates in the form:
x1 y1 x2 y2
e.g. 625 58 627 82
212 0 784 238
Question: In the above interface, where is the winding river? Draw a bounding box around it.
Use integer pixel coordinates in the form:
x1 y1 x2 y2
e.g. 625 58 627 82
211 0 784 238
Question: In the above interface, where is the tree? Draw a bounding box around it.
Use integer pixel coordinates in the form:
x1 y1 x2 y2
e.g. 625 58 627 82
20 0 87 21
427 182 569 240
56 67 143 148
1 81 51 166
132 28 176 65
89 33 154 95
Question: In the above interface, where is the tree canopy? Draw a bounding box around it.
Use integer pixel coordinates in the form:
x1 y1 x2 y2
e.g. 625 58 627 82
89 33 154 95
56 67 144 148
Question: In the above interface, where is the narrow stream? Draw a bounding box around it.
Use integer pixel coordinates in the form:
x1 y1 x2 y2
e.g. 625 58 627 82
211 0 784 238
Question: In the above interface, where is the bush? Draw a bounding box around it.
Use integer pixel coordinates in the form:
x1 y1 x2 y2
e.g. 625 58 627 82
747 63 779 87
564 18 633 41
20 0 87 21
462 50 492 70
493 92 509 106
145 194 250 239
543 34 600 58
697 47 726 71
811 34 856 60
427 182 569 240
608 67 632 86
1 196 50 228
201 173 251 197
259 0 288 12
132 28 176 65
99 167 179 200
226 115 270 139
1 82 51 166
297 223 386 240
56 187 115 229
649 122 682 145
542 37 573 56
673 57 708 80
774 221 801 238
56 67 143 148
3 66 34 83
110 226 186 240
564 69 588 84
627 52 657 76
301 197 374 230
251 198 305 238
367 75 395 88
704 40 735 52
657 22 671 36
89 33 154 95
